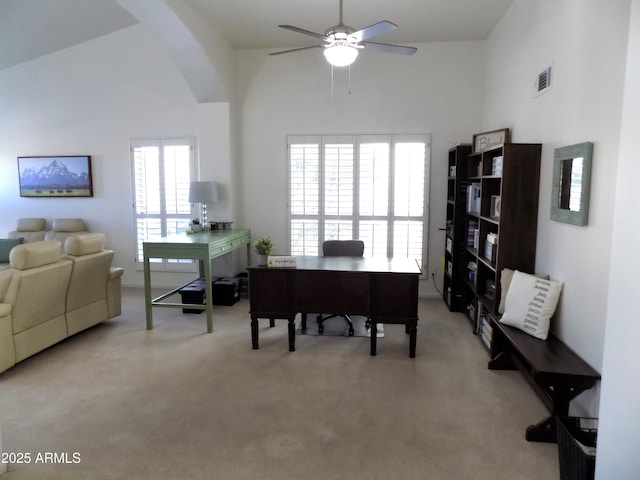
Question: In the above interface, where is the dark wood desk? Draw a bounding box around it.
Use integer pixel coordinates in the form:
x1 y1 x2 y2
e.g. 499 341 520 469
248 256 421 357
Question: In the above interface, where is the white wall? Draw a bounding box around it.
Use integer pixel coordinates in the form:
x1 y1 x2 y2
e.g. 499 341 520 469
597 0 640 476
237 42 485 288
483 0 631 414
0 25 202 287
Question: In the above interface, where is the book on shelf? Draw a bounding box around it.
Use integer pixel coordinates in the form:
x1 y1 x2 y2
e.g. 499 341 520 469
492 156 503 176
467 220 479 247
466 183 481 214
480 315 493 348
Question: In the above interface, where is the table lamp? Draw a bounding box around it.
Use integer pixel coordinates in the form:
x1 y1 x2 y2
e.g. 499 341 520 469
189 181 219 227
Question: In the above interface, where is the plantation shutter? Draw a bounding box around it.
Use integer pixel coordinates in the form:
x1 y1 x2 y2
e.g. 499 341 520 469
287 134 430 271
131 138 195 270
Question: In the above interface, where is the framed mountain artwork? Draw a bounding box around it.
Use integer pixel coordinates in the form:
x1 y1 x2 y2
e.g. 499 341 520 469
17 155 93 198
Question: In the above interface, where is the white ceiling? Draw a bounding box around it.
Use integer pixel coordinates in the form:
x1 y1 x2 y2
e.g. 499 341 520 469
0 0 513 71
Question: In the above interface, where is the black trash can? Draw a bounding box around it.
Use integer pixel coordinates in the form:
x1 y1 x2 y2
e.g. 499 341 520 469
556 416 598 480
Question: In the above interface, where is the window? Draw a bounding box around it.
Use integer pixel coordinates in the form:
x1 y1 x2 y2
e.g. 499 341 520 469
288 134 430 269
131 137 196 271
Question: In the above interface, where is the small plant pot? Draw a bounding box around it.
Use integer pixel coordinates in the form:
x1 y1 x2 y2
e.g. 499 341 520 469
256 254 268 266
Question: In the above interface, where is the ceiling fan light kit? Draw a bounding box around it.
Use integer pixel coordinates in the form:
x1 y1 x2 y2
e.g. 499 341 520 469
323 44 359 67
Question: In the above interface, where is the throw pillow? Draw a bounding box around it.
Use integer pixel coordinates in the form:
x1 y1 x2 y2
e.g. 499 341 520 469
500 270 563 340
0 237 24 263
499 268 549 314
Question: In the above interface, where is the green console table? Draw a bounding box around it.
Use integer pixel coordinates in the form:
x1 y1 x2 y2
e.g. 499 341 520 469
143 229 251 333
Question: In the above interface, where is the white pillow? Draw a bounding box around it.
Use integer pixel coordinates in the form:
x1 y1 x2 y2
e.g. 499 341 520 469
500 270 563 340
499 268 549 314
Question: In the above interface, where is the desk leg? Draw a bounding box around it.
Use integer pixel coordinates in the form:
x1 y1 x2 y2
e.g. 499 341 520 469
288 317 296 352
203 256 213 333
144 257 153 330
370 322 378 356
408 321 417 358
251 316 259 349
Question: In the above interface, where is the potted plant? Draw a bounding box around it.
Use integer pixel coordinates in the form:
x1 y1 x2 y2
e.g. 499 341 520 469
253 237 274 266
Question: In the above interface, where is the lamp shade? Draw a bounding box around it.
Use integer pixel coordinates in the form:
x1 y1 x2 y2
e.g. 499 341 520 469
323 44 358 67
189 181 219 204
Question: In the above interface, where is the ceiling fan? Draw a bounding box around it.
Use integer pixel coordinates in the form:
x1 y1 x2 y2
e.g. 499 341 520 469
269 0 417 67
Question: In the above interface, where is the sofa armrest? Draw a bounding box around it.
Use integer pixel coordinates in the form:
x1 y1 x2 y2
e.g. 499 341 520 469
109 267 124 281
107 267 124 318
0 303 15 374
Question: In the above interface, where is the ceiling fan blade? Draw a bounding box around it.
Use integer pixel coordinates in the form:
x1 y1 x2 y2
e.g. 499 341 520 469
350 20 397 42
362 41 417 56
269 45 323 56
278 25 327 41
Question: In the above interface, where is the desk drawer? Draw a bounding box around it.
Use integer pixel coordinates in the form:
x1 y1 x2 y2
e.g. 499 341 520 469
210 236 249 256
296 271 369 313
371 273 418 319
248 269 292 313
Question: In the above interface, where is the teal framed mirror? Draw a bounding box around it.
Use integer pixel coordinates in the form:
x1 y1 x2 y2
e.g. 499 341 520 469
550 142 593 226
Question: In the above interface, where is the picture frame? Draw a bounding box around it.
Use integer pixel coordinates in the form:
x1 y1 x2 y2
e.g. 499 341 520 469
18 155 93 197
472 128 511 153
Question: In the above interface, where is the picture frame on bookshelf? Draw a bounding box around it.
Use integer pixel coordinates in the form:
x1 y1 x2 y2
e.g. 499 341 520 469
473 128 511 153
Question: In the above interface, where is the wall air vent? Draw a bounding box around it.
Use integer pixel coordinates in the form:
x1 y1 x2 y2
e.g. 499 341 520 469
535 66 552 97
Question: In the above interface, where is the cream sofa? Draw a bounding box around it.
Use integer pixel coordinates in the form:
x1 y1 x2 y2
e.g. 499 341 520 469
0 234 123 375
1 218 89 271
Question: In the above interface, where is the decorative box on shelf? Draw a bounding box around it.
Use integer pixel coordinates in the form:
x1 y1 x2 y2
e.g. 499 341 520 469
484 242 497 262
467 261 477 283
490 195 501 218
485 280 496 300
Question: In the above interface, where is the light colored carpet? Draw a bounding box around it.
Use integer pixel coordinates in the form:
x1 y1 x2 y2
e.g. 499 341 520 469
0 288 559 479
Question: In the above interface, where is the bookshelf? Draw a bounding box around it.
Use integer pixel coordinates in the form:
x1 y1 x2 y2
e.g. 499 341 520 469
444 141 541 348
443 144 471 311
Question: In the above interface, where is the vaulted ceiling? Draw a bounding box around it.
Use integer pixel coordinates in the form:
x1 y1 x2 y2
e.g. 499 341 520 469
0 0 513 71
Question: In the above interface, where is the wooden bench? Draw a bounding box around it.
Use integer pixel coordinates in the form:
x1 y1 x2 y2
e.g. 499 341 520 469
488 317 601 443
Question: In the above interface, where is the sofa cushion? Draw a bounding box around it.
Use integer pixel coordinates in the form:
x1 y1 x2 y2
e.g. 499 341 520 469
65 233 105 256
0 238 23 263
52 218 86 233
10 240 62 270
15 218 46 232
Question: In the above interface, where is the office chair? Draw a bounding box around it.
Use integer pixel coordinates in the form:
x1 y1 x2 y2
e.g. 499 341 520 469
316 239 365 336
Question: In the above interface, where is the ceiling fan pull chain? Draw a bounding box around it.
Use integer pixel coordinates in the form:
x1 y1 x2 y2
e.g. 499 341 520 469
348 65 352 95
331 64 335 101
